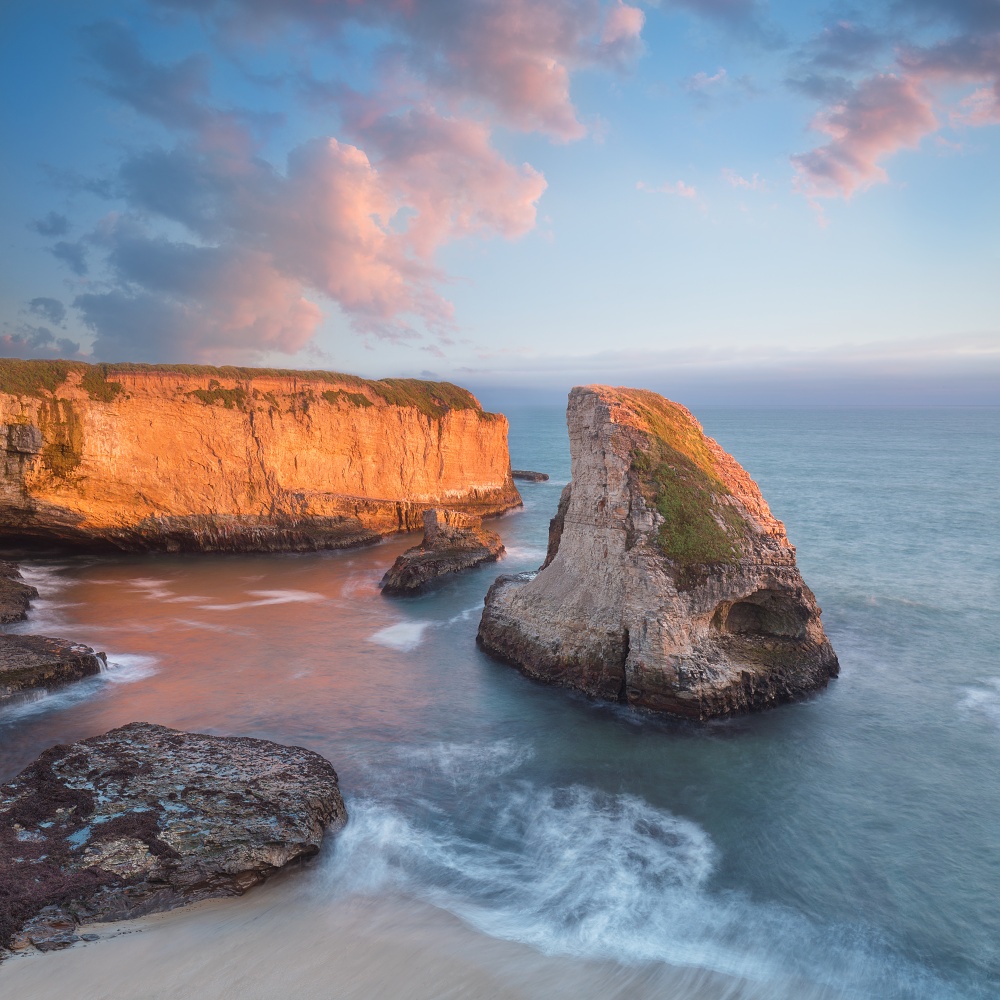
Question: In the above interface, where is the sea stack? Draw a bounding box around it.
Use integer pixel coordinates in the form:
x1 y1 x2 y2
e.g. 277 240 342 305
381 508 504 595
477 385 838 719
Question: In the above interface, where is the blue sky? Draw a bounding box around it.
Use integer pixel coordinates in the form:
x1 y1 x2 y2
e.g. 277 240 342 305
1 0 997 403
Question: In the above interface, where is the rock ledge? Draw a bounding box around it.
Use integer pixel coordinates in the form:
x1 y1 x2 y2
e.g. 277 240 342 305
381 509 504 595
0 722 346 957
0 635 107 701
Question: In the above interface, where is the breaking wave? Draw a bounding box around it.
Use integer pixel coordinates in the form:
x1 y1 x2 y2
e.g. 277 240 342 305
317 740 978 1000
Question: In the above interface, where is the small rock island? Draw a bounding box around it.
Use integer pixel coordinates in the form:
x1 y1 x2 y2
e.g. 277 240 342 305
381 508 504 595
478 385 839 719
0 722 347 957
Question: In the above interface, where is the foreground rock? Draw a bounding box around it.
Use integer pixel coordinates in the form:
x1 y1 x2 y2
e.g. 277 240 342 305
0 562 37 624
381 509 505 595
478 385 839 719
511 470 549 482
0 358 521 553
0 635 106 701
0 722 346 957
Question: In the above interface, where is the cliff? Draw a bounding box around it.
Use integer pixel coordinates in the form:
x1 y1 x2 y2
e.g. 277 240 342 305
0 359 520 552
477 385 839 719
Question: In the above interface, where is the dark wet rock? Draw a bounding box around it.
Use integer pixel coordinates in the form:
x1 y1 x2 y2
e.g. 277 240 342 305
479 385 839 720
0 634 106 701
0 722 347 957
0 562 37 624
511 470 549 482
381 509 504 596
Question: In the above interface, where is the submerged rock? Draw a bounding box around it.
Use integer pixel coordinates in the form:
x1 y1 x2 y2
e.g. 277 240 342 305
511 470 550 482
478 385 839 719
0 722 347 957
0 634 106 701
381 509 504 595
0 562 37 624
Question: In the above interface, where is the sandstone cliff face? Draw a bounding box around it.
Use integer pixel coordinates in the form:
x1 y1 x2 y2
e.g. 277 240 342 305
478 385 838 719
0 360 520 552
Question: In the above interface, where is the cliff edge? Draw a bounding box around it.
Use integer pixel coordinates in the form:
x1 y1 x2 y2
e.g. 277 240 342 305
0 359 520 552
477 385 838 719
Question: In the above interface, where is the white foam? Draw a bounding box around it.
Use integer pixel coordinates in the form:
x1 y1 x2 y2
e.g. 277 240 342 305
317 783 958 997
103 652 158 684
0 651 157 725
369 621 431 651
447 605 483 624
959 678 1000 729
401 739 535 781
502 546 546 563
200 589 325 611
129 577 176 600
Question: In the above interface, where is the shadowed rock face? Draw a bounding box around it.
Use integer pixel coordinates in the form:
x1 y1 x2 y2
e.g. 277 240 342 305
0 722 347 957
478 385 839 720
381 509 504 595
0 562 37 623
0 635 106 701
0 359 521 553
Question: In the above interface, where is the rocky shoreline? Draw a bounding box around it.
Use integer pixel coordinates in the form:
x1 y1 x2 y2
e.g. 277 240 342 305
0 722 347 958
0 635 106 701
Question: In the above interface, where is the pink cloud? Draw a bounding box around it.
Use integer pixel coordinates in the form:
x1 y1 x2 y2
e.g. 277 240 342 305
76 19 556 357
685 68 728 91
722 168 764 190
791 74 937 200
179 0 646 142
637 179 699 200
792 33 1000 206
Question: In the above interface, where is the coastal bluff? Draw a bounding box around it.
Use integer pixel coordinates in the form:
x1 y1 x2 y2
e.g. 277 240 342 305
0 359 520 552
478 385 838 719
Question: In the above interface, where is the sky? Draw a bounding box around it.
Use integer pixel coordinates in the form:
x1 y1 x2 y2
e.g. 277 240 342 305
1 0 998 404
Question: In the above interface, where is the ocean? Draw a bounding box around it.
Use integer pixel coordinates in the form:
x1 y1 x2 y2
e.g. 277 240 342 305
1 405 998 999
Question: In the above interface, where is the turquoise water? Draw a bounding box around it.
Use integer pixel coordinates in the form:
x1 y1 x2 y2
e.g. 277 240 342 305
1 406 998 998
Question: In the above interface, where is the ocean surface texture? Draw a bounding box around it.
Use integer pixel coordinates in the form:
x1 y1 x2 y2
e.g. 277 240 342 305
1 406 997 1000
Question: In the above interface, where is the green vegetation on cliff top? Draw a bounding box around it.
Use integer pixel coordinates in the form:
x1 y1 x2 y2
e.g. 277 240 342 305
0 358 489 419
616 387 745 570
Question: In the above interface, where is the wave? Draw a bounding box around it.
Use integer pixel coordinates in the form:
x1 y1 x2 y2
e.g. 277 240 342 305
316 743 975 1000
199 589 325 611
398 738 535 782
0 652 158 725
369 621 431 651
959 678 1000 731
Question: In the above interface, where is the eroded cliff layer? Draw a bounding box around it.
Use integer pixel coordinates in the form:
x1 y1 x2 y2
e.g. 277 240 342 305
0 359 520 552
478 385 838 719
